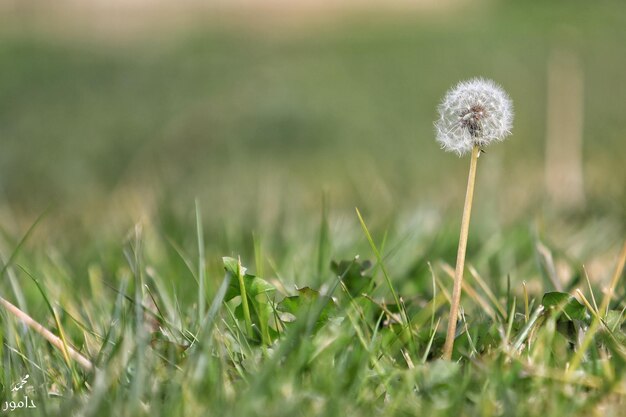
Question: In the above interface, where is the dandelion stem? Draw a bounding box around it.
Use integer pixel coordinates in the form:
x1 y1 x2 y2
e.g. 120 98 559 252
442 145 480 360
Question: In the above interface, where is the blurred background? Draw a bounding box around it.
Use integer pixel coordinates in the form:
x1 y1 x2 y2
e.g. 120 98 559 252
0 0 624 293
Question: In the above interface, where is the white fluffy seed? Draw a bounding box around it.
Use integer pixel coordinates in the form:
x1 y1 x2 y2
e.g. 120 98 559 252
435 78 514 156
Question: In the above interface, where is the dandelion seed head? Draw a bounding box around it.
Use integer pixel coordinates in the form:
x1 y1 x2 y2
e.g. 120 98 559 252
435 78 514 156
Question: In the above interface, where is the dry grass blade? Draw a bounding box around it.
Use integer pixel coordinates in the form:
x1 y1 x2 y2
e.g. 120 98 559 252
440 262 495 320
0 295 94 372
567 241 626 375
536 241 563 291
467 264 507 319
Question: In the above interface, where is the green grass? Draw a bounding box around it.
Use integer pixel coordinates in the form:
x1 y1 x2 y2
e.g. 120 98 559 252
0 207 625 416
1 0 626 415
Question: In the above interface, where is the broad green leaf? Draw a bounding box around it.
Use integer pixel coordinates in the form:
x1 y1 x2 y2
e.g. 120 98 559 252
222 256 277 345
223 257 276 303
245 276 276 302
223 256 246 277
541 292 589 321
605 309 625 332
278 286 336 328
331 259 374 297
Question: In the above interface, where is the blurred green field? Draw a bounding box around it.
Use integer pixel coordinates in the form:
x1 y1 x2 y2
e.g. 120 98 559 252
1 0 623 283
1 0 625 217
0 1 625 415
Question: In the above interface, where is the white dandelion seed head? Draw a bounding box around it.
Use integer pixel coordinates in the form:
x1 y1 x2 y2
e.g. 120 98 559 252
435 78 514 156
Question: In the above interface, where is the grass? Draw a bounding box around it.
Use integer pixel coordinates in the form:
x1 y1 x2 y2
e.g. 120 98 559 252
0 206 625 416
1 0 626 415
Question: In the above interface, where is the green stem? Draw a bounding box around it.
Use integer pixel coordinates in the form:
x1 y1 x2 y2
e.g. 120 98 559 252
237 257 254 338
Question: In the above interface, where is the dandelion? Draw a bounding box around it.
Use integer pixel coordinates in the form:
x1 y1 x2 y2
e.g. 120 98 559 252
437 78 514 360
435 78 513 156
